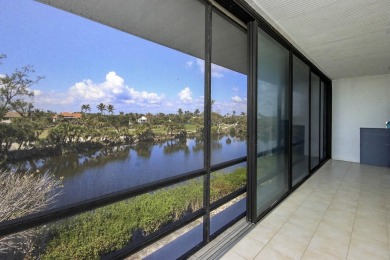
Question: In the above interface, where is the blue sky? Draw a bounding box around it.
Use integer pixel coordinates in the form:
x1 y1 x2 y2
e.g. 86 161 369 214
0 0 247 115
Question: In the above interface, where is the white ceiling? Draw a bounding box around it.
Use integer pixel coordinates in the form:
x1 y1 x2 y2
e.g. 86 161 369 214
245 0 390 80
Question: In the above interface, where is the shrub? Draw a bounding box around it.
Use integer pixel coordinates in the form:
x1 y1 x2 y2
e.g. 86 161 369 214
0 170 62 256
40 168 246 259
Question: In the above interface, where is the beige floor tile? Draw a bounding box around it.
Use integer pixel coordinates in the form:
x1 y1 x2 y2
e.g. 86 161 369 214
354 214 387 231
213 161 390 260
231 237 265 260
301 248 340 260
308 192 334 203
286 216 319 233
267 233 307 260
321 208 355 232
307 239 349 259
277 221 315 245
351 226 388 246
254 246 293 260
300 199 330 212
220 250 246 260
308 226 350 259
247 224 277 244
333 193 359 202
260 213 288 231
316 222 352 243
293 205 325 223
357 204 387 219
328 200 358 213
348 235 390 260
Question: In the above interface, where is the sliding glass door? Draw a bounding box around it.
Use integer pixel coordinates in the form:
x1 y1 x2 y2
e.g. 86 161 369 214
247 21 330 223
255 28 289 216
292 57 310 186
310 73 320 170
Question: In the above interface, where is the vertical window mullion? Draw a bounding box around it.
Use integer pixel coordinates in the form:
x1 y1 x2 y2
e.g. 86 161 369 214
308 70 312 172
288 51 293 190
319 80 322 163
203 3 212 243
247 20 258 223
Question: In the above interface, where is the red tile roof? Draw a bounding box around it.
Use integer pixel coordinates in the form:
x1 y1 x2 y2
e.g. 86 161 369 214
53 112 82 119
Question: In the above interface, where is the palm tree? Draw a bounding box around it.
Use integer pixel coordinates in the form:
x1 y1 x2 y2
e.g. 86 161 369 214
177 108 183 115
107 104 115 115
194 108 200 117
81 104 91 114
97 103 106 115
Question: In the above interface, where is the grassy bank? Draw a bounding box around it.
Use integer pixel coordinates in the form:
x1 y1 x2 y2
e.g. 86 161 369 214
40 168 246 259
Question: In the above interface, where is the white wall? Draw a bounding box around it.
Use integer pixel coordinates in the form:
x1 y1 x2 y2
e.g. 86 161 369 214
332 74 390 162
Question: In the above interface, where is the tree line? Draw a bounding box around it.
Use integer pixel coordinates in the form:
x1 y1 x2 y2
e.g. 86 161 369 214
0 55 247 162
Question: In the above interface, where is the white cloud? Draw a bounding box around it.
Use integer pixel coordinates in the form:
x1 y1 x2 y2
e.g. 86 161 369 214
70 79 106 100
186 61 193 68
127 88 163 104
33 89 42 96
69 71 164 106
33 71 165 112
232 95 242 103
195 59 229 79
178 87 192 103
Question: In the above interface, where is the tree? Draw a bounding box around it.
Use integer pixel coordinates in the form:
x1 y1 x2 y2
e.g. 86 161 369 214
0 55 43 119
107 104 115 115
96 103 106 115
81 104 91 114
194 108 200 117
0 170 62 256
177 108 183 115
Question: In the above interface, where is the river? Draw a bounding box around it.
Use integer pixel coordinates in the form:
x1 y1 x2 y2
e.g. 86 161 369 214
3 136 247 208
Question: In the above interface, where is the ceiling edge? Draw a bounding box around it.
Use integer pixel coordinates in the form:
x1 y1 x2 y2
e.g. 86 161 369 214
244 0 333 79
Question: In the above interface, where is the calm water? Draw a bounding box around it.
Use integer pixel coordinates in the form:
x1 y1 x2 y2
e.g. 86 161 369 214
4 136 246 208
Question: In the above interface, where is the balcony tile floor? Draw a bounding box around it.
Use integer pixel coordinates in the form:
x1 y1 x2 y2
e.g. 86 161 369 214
221 160 390 260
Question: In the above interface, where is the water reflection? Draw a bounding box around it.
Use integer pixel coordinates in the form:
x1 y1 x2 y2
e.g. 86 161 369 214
3 146 131 178
134 142 153 158
1 136 246 207
163 139 189 155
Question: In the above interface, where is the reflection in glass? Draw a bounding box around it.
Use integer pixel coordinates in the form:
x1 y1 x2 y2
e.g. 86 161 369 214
211 10 247 165
210 194 246 236
0 179 203 259
292 56 310 186
310 73 320 169
256 29 289 215
130 217 203 259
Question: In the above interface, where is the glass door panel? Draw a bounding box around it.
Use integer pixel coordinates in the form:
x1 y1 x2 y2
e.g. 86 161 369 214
310 73 320 169
256 29 289 216
292 56 310 186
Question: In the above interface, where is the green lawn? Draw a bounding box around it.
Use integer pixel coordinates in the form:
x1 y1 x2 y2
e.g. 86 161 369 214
39 129 50 139
185 124 198 132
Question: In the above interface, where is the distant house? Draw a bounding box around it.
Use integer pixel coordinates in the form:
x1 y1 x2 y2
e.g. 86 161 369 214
137 116 148 124
53 112 83 123
1 111 22 124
